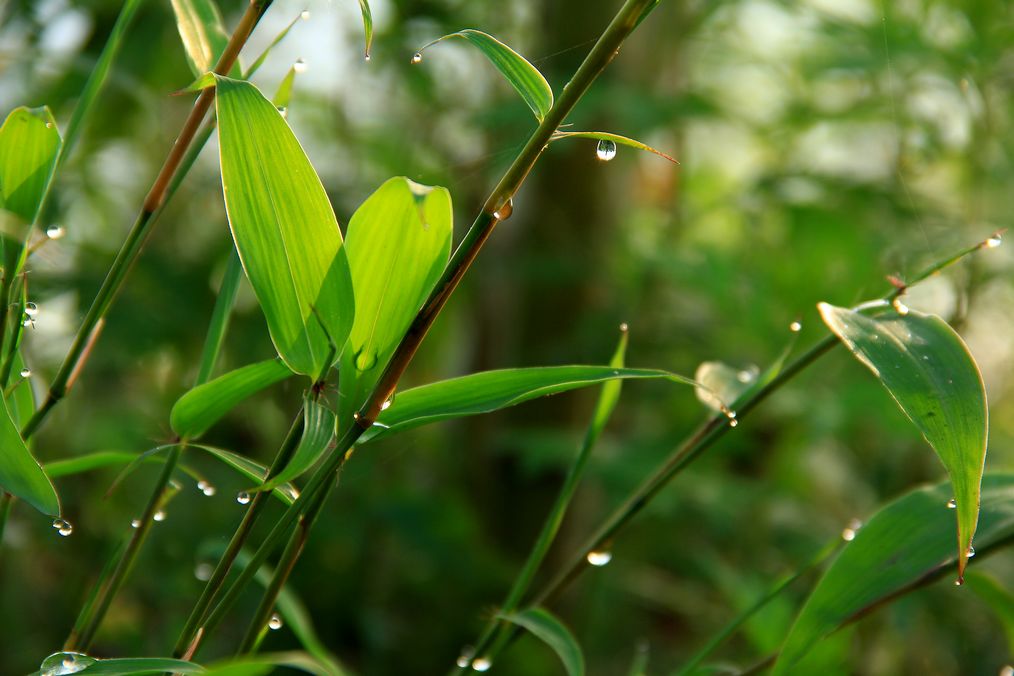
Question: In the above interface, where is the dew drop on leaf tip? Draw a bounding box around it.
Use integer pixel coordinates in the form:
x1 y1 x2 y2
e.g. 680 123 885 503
966 545 975 558
52 518 73 536
20 367 30 378
293 58 307 73
596 139 617 161
986 234 1002 248
789 320 802 332
300 9 310 20
411 52 423 64
46 225 65 240
268 612 283 630
587 549 613 566
24 302 38 317
947 498 957 509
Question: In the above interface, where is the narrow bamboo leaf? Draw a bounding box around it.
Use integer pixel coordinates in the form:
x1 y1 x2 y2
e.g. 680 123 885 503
205 652 334 676
550 131 678 164
417 30 553 121
964 572 1014 653
273 67 298 110
0 396 58 515
338 177 451 426
190 445 300 505
0 106 61 223
170 0 234 76
253 396 335 491
773 473 1014 674
171 358 294 438
215 75 355 377
7 352 35 428
357 0 373 59
818 303 987 577
35 653 204 675
500 607 585 676
362 365 695 442
195 249 244 386
244 11 305 79
47 451 179 478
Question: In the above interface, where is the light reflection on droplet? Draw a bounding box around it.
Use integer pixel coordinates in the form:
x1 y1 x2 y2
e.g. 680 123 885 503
471 657 492 672
789 321 802 332
985 234 1002 249
999 664 1013 676
268 612 283 630
455 646 474 669
892 299 910 316
966 545 975 558
493 198 513 221
20 367 31 378
596 139 617 161
194 562 213 581
300 9 310 20
24 302 39 317
46 225 65 240
293 58 307 73
52 518 73 536
586 550 612 566
153 510 167 522
947 498 957 509
130 519 141 529
197 480 216 497
237 491 252 505
39 651 94 676
411 52 423 64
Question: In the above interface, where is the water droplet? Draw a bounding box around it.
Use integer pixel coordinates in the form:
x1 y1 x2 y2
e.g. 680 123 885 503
268 612 283 630
300 9 310 20
471 657 492 672
947 498 957 509
789 321 802 332
197 480 216 497
455 647 475 668
892 299 910 316
586 550 612 566
841 527 857 541
355 349 377 371
955 577 964 586
999 665 1013 676
596 139 617 161
293 58 307 73
130 519 141 529
619 322 629 332
966 546 975 558
153 510 167 522
727 411 739 428
276 106 288 119
493 198 514 221
20 367 31 378
194 562 213 581
46 225 65 240
52 518 73 536
23 318 34 328
236 491 251 505
411 52 423 64
40 652 95 676
364 53 372 62
381 399 392 411
986 234 1002 249
24 302 39 317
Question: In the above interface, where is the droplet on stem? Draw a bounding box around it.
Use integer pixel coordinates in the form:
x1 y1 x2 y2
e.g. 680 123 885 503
411 52 423 64
455 646 475 668
268 612 283 630
381 399 392 411
892 299 910 316
471 657 492 672
20 367 31 378
596 139 617 161
293 58 307 73
300 9 310 20
130 519 141 529
586 549 612 566
493 198 514 221
947 498 957 509
39 651 94 676
153 510 167 522
985 234 1002 249
841 518 862 542
197 480 216 497
236 491 252 505
24 302 39 317
966 545 975 558
46 225 65 240
52 518 73 536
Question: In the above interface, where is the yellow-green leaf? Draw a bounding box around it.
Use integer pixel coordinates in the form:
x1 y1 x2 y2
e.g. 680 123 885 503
170 0 240 77
0 106 61 223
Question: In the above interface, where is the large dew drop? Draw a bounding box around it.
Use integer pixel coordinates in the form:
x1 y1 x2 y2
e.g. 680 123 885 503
268 612 284 630
52 518 73 536
236 491 252 505
596 139 617 161
39 652 95 676
586 549 612 566
411 52 423 64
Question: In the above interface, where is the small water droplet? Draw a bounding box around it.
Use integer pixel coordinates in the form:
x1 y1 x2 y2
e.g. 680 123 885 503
268 612 283 630
300 9 310 20
955 577 964 586
355 349 377 371
493 198 514 221
596 139 617 161
24 302 39 317
130 519 141 529
619 322 629 332
52 518 73 536
153 510 167 522
586 550 612 566
46 225 65 240
471 657 492 672
411 52 423 64
276 106 288 119
456 646 475 668
986 234 1002 249
789 321 802 332
892 299 910 316
841 519 861 542
20 367 31 378
194 562 213 581
364 53 372 62
40 652 95 676
727 411 739 428
947 498 957 509
966 546 975 558
236 491 251 505
197 480 216 497
381 399 392 411
23 318 34 328
293 58 307 73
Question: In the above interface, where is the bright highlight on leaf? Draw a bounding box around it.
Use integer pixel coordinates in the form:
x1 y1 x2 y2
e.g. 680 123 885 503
35 652 205 675
773 473 1014 674
169 0 234 76
818 303 987 579
499 607 585 676
550 131 679 164
0 397 59 516
0 106 61 224
416 29 553 121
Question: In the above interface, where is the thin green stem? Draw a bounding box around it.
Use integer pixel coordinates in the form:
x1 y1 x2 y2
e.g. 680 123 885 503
196 249 243 385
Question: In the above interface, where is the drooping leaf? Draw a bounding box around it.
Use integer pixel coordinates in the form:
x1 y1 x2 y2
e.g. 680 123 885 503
0 106 61 223
773 473 1014 674
550 131 678 164
34 653 204 676
818 303 988 577
253 396 335 491
170 358 294 438
337 177 451 426
215 75 355 377
357 0 373 59
362 365 695 443
0 396 58 516
417 29 553 121
500 607 585 676
170 0 240 77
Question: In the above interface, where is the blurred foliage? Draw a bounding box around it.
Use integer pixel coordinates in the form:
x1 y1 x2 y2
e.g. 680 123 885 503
1 0 1013 674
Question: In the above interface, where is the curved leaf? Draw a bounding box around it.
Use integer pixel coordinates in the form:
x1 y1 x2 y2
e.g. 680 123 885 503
215 75 355 377
253 396 335 492
34 653 204 676
818 303 987 577
190 445 300 505
362 365 695 443
773 473 1014 674
170 0 238 77
0 397 58 516
357 0 373 59
418 29 553 121
205 652 336 676
0 106 61 223
550 131 678 164
500 607 585 676
170 357 294 438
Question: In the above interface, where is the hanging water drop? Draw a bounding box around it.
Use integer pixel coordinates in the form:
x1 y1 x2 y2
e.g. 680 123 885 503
586 549 612 566
293 58 307 73
789 321 802 332
153 510 167 522
236 491 252 505
130 519 141 529
364 53 372 62
947 498 957 509
46 225 65 240
411 52 423 64
955 578 964 586
52 518 73 536
596 139 617 161
277 106 288 119
456 647 475 668
300 9 310 20
268 612 284 630
892 299 910 316
841 519 862 542
471 657 492 672
194 562 213 581
39 652 95 676
999 665 1014 676
727 411 738 428
493 198 514 221
197 480 216 497
966 545 975 558
20 367 31 378
381 399 393 411
986 234 1002 249
24 302 39 317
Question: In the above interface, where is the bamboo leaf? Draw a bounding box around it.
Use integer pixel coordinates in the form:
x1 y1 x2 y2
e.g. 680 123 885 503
773 473 1014 674
170 358 294 439
253 396 335 492
357 0 373 60
190 445 300 505
170 0 239 77
214 75 355 377
362 365 695 442
46 451 185 479
499 607 585 676
0 396 58 516
550 131 678 164
34 653 204 675
818 303 987 578
204 652 335 676
338 177 451 426
0 106 61 223
245 11 306 79
417 29 553 121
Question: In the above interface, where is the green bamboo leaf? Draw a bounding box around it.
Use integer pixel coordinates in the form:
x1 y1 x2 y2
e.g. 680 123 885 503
244 11 306 79
204 652 334 676
499 607 585 676
773 473 1014 674
195 249 244 386
357 0 373 60
46 451 186 479
7 353 35 428
550 131 678 164
0 396 58 516
417 29 553 121
273 66 298 110
170 358 294 439
362 365 696 442
0 106 61 223
190 445 300 505
337 177 452 426
215 75 355 378
818 303 987 578
170 0 240 77
34 653 204 675
253 396 335 492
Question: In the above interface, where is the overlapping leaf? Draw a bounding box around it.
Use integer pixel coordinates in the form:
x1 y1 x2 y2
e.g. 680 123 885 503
253 396 335 492
0 397 58 516
170 0 240 77
0 106 61 223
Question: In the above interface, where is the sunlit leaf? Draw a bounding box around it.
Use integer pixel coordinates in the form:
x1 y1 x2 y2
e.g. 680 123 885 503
550 131 678 164
0 397 58 516
357 0 373 60
500 607 585 676
46 451 192 480
170 357 294 439
819 303 987 577
0 106 61 223
33 653 204 675
215 75 355 377
417 29 553 121
773 473 1014 674
170 0 235 76
254 396 335 491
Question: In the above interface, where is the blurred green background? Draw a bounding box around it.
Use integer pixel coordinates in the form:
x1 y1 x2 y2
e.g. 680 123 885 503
1 0 1013 673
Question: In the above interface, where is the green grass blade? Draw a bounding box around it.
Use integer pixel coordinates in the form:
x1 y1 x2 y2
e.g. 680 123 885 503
195 249 244 386
34 653 205 675
363 364 695 442
0 395 58 516
550 131 678 163
0 106 61 224
170 0 237 76
499 607 585 676
772 473 1014 674
818 303 988 578
214 76 355 378
358 0 373 59
338 177 452 427
253 396 335 491
171 357 294 438
417 29 553 121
